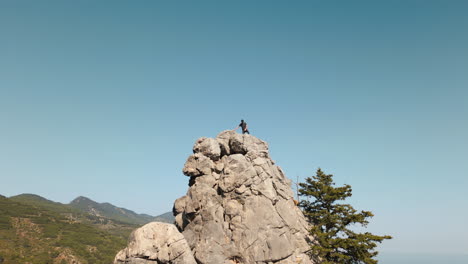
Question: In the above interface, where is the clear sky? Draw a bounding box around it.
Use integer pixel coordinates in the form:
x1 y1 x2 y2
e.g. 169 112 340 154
1 0 467 257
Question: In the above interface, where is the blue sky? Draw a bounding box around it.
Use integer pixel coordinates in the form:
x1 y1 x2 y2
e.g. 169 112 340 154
1 0 467 257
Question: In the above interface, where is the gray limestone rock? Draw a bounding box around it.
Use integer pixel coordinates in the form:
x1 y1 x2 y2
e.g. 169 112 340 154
226 131 269 160
113 222 196 264
182 153 214 177
193 137 221 161
116 131 315 264
174 132 315 264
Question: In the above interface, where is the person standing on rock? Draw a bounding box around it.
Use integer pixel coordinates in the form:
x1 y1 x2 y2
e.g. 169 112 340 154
234 119 250 134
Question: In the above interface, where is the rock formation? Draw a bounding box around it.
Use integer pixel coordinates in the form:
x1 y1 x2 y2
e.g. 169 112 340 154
114 222 196 264
115 131 314 264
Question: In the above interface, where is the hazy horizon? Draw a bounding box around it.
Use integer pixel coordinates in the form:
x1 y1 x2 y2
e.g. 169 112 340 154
378 252 468 264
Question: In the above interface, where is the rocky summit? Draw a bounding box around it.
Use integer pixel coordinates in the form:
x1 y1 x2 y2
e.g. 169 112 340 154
115 131 314 264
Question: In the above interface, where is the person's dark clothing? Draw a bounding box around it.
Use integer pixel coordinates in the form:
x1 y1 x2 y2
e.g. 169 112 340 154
239 121 250 134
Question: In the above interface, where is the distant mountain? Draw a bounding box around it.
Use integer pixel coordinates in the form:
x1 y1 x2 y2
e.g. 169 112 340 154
0 195 127 264
9 194 139 240
10 193 78 214
153 211 175 224
11 193 174 227
69 196 155 225
2 193 175 263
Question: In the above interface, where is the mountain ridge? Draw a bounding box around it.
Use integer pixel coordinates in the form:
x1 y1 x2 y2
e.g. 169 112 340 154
69 195 154 225
1 193 175 263
0 195 128 264
10 193 174 225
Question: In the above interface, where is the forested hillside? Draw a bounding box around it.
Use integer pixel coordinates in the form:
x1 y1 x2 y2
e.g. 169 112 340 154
0 195 130 263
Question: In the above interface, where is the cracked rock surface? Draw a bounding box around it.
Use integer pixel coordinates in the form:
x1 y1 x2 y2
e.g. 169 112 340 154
115 131 314 264
176 131 314 264
114 222 196 264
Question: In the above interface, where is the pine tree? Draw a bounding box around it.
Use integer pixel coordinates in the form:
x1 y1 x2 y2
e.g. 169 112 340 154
299 168 391 264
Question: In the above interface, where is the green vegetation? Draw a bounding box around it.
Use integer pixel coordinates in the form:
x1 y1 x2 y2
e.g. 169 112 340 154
0 195 132 264
10 194 77 214
299 169 392 264
153 211 176 224
1 193 173 263
69 196 154 225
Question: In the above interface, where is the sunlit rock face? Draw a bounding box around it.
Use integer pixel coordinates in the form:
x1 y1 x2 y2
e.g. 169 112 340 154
115 131 315 264
114 222 196 264
175 131 314 264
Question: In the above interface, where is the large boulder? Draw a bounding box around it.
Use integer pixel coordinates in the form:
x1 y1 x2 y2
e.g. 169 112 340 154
114 222 196 264
193 137 221 161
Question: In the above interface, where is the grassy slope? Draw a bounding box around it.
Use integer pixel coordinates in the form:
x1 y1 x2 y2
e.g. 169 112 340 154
0 195 129 264
10 194 76 214
68 196 154 226
12 194 174 226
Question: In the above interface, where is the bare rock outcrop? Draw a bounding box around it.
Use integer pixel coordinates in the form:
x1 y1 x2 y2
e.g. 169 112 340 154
114 222 196 264
176 131 314 264
115 131 314 264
